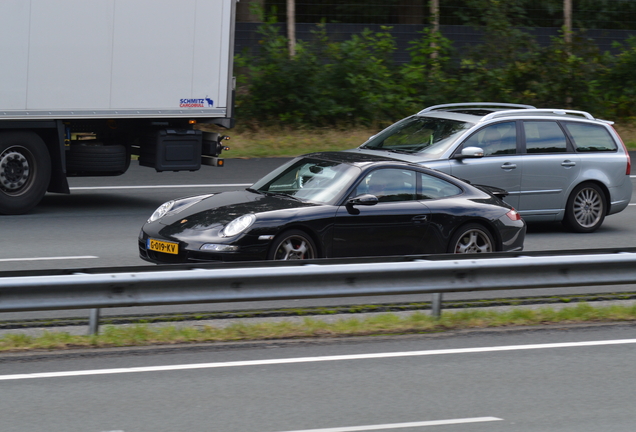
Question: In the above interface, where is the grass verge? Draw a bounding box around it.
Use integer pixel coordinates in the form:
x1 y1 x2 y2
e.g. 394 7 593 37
612 122 636 149
2 302 635 353
199 125 376 158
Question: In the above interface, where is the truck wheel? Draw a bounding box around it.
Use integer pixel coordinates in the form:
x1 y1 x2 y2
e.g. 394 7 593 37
0 131 51 215
66 143 129 175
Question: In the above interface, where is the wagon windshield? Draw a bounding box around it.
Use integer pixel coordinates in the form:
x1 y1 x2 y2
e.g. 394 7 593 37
251 157 361 205
361 116 473 157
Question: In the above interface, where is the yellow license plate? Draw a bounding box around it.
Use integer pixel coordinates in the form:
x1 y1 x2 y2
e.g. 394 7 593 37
147 239 179 255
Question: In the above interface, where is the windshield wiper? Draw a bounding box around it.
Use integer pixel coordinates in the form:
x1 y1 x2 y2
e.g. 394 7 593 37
264 191 305 202
246 187 264 195
388 148 416 155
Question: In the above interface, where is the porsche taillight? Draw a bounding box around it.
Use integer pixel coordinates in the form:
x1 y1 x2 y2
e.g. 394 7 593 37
506 209 521 221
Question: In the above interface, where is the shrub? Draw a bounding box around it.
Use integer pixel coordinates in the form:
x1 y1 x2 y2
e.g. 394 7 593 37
234 6 634 127
596 36 636 118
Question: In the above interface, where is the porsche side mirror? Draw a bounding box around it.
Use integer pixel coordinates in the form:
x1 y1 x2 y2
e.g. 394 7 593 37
347 194 379 206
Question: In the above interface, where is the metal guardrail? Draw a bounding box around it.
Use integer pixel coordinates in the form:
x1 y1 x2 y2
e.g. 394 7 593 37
2 249 636 334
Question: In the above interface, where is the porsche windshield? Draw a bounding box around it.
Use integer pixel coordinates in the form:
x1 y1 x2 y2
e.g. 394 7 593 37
251 158 361 205
361 116 473 156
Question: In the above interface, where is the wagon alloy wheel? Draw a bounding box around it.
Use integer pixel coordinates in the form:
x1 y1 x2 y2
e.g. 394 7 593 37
448 224 494 254
564 183 606 233
573 189 603 227
0 131 51 215
268 230 317 260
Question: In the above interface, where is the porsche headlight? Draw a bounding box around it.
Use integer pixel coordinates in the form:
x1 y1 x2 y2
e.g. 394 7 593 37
148 200 175 222
221 214 256 237
148 194 213 223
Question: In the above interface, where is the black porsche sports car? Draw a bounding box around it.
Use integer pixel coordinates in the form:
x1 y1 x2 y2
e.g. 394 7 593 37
139 152 525 263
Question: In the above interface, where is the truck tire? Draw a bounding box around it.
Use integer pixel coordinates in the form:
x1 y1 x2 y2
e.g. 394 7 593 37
66 143 129 175
0 131 52 215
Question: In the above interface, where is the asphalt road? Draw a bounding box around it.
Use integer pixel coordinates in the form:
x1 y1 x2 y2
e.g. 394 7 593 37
1 324 635 431
2 157 636 272
2 160 636 431
1 158 636 322
1 158 287 272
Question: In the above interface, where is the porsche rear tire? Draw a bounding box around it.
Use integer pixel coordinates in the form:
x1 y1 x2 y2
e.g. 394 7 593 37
448 223 495 254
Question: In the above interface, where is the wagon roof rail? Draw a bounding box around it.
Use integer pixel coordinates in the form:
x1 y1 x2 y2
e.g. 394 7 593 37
481 108 596 122
418 102 536 114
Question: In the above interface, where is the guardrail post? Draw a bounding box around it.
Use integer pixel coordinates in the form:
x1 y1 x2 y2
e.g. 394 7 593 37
88 308 101 335
431 293 443 319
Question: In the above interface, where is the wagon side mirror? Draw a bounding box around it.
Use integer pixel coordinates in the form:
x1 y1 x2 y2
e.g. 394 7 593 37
454 146 484 159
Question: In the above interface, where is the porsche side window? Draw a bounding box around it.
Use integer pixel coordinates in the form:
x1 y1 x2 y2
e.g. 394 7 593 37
357 169 416 202
418 173 462 200
524 121 568 153
461 122 516 156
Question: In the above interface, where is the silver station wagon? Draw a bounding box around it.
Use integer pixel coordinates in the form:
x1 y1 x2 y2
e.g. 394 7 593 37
347 103 633 233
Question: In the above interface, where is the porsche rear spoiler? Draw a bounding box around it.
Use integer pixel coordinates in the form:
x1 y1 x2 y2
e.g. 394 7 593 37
472 184 509 200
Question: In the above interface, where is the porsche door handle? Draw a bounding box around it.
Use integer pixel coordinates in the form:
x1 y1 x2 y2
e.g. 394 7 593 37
412 215 429 223
500 162 517 170
561 160 576 167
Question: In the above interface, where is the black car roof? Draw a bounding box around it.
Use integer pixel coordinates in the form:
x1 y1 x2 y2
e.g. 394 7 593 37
301 151 413 166
300 151 472 185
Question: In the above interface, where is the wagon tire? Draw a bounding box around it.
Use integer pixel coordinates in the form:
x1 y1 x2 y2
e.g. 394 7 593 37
0 131 51 215
563 182 606 233
267 229 317 260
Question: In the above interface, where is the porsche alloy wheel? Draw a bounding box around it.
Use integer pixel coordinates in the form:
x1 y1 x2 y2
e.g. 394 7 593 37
268 230 317 260
448 224 494 254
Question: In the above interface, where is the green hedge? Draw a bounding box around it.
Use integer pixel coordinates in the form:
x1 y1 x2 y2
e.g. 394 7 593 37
234 17 636 127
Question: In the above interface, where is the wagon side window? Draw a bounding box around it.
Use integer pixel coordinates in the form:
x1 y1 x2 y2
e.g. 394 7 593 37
523 121 568 153
461 122 517 156
563 122 618 152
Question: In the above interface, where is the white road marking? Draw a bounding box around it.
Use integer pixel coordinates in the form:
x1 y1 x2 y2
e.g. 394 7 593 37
70 184 250 190
0 256 98 262
2 338 635 381
275 417 503 432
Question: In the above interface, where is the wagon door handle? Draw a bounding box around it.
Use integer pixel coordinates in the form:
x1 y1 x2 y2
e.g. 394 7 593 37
561 160 576 167
412 215 428 223
500 162 517 170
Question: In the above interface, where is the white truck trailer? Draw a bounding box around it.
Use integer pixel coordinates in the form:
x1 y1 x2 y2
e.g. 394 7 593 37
0 0 236 214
